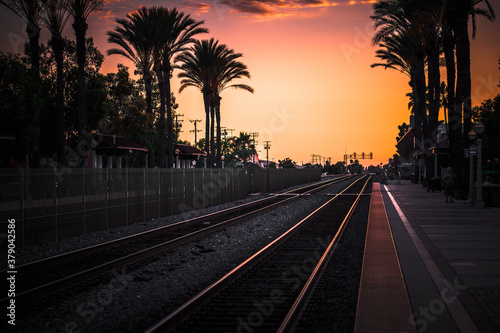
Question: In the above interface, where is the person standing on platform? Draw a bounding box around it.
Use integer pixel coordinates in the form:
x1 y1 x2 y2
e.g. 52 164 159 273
442 167 457 203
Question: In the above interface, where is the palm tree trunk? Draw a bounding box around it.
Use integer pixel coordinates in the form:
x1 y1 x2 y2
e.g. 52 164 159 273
210 100 215 167
155 67 166 168
73 18 88 164
427 38 440 146
215 96 221 168
165 67 174 169
27 21 41 79
54 35 66 165
415 55 428 181
444 28 462 180
203 91 210 167
27 21 41 166
144 73 155 168
454 13 471 189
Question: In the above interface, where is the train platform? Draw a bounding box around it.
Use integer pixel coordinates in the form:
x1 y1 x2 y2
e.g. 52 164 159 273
355 180 500 333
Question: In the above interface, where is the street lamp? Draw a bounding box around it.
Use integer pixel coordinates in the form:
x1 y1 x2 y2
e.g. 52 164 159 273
221 155 225 169
175 148 180 168
474 121 485 208
468 129 477 204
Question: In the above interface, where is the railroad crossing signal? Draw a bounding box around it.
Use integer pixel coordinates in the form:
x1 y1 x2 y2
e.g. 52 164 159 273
344 152 373 164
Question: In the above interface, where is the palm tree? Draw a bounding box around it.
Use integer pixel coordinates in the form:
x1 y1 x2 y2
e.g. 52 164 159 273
0 0 42 76
176 38 253 168
420 0 443 149
371 1 426 142
65 0 103 160
1 0 43 165
439 81 449 133
441 14 461 175
445 0 495 186
232 132 257 166
107 6 157 166
454 0 495 143
147 7 207 168
176 38 220 167
371 0 428 180
40 0 70 165
211 47 253 168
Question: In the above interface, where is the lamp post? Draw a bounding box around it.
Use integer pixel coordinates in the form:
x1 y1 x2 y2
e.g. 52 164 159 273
221 155 225 169
475 121 485 208
175 148 180 168
468 129 476 204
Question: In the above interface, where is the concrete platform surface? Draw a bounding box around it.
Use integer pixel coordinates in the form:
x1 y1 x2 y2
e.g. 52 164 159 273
382 180 500 333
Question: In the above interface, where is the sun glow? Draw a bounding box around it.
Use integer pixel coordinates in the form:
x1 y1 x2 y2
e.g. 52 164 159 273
0 0 498 166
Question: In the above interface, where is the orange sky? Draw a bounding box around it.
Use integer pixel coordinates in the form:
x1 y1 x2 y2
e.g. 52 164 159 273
1 0 499 167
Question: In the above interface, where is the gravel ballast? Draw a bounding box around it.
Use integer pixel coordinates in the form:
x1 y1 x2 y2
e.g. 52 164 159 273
13 177 366 333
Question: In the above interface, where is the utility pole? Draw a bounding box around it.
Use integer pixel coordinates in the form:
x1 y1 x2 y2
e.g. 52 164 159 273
264 141 271 167
174 114 184 140
221 127 235 139
249 132 259 163
190 119 202 144
249 132 259 146
226 128 235 137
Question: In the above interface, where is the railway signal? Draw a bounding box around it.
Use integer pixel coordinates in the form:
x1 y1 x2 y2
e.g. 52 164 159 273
343 152 374 165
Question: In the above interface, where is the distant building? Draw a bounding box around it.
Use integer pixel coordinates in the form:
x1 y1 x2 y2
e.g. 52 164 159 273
174 143 207 168
90 134 148 168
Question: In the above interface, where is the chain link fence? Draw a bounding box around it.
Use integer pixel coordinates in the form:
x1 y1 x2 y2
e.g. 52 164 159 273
1 167 321 246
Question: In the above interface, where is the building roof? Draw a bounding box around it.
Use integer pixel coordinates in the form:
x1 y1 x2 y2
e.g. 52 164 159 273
96 134 148 153
175 143 206 157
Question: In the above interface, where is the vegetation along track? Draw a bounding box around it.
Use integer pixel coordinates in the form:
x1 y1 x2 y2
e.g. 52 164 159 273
0 175 355 308
145 175 371 333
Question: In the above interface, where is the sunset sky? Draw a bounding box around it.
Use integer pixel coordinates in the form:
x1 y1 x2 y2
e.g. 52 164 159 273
1 0 499 166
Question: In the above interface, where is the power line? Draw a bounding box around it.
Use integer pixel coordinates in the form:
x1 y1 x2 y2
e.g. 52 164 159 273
189 119 202 143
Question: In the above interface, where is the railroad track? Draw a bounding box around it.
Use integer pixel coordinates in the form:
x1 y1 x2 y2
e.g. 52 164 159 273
0 175 355 308
145 175 371 333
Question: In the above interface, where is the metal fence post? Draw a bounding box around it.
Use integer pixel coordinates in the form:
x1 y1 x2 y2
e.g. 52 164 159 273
54 169 59 243
126 168 129 225
106 168 109 230
83 168 86 235
20 169 25 247
158 168 161 218
143 168 146 222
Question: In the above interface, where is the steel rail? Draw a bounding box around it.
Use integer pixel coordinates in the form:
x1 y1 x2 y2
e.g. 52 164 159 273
144 175 369 333
277 176 371 332
6 175 351 276
0 175 353 307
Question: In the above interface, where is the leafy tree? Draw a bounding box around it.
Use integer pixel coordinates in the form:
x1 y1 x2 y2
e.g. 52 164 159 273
278 157 296 169
0 0 42 76
62 38 108 144
472 94 500 169
348 159 363 174
0 51 41 165
65 0 103 161
40 0 70 164
1 0 43 165
395 122 409 156
229 132 256 166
